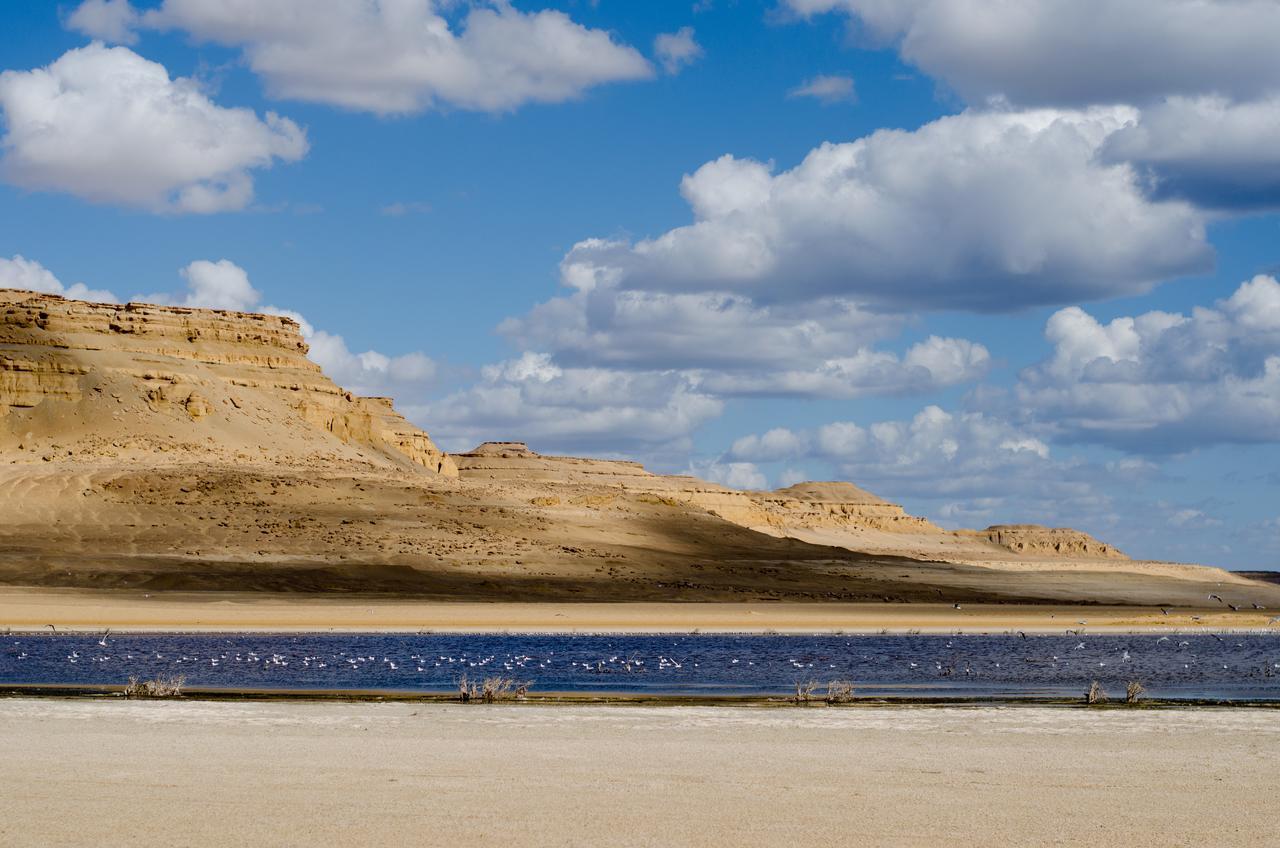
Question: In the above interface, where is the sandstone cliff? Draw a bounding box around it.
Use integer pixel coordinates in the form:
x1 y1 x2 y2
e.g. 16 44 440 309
957 525 1127 559
0 289 455 476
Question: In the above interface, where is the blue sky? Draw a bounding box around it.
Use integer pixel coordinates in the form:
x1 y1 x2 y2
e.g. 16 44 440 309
2 1 1279 568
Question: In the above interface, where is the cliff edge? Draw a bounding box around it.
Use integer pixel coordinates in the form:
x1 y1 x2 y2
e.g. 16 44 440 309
0 289 455 476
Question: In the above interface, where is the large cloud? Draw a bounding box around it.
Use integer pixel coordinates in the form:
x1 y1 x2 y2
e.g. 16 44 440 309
501 287 988 398
1012 275 1280 452
784 1 1280 210
560 108 1210 312
724 405 1112 528
785 0 1280 107
0 43 306 213
1099 95 1280 211
80 0 653 115
409 352 723 456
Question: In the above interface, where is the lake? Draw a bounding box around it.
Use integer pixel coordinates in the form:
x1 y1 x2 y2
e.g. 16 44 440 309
4 632 1280 700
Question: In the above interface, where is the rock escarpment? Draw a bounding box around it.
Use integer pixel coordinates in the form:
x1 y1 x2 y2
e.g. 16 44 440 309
455 444 937 535
959 525 1127 559
0 289 455 476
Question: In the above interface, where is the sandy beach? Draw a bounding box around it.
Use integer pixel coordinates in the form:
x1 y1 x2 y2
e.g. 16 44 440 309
2 587 1278 633
1 698 1275 847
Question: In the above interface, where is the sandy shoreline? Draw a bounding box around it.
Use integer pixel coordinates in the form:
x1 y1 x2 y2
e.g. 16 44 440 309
1 698 1276 847
2 587 1278 634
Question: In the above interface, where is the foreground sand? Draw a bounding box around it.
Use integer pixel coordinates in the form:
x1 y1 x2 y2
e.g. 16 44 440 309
1 699 1275 847
3 587 1279 633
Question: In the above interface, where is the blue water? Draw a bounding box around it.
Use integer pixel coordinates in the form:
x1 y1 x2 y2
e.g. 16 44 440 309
4 633 1280 700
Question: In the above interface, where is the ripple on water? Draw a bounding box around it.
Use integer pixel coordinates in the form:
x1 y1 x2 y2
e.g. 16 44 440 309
3 633 1280 701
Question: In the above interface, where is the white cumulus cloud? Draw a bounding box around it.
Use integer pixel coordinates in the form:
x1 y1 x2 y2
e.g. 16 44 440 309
1013 275 1280 452
0 255 117 302
66 0 140 44
687 459 768 491
784 0 1280 107
0 43 307 213
86 0 653 115
1100 95 1280 210
411 352 723 455
559 107 1210 312
724 405 1111 527
783 1 1280 210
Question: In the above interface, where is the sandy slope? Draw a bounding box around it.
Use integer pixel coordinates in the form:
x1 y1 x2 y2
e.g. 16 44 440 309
4 460 1278 609
2 589 1277 633
1 699 1276 847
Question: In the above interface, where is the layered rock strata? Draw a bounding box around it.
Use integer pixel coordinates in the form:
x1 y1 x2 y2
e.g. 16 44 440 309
0 289 455 476
455 444 938 535
958 525 1127 559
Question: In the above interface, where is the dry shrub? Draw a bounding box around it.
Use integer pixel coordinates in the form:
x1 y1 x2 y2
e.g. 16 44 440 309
1125 681 1146 704
825 680 855 704
1085 680 1108 705
529 496 560 507
123 674 186 699
457 674 530 704
794 680 818 704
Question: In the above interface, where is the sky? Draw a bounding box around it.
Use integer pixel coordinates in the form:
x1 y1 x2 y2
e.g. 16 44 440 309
2 0 1279 569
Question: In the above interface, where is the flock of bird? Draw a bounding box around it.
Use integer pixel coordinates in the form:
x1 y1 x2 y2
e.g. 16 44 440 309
3 634 1280 693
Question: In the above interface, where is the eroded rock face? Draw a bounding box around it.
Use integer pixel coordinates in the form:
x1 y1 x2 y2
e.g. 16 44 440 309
0 289 456 476
959 525 1128 559
455 444 936 535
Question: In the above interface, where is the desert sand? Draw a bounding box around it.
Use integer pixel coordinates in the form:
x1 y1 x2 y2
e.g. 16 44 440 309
1 698 1276 847
2 588 1277 633
4 289 1279 620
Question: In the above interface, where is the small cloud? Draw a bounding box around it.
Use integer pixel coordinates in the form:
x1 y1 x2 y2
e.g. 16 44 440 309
65 0 139 45
777 467 809 488
380 201 432 217
1168 508 1223 529
788 74 857 105
654 27 703 75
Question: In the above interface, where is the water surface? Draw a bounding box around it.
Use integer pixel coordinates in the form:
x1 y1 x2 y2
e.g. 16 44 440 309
4 632 1279 700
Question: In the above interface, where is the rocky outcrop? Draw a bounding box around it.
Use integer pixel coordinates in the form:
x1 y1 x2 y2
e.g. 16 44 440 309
0 289 455 476
750 482 939 534
456 444 937 535
958 525 1128 559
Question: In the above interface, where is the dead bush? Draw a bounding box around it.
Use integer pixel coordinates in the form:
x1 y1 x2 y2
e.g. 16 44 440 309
1125 681 1146 704
825 680 855 704
123 674 186 699
1085 681 1108 705
458 674 530 704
